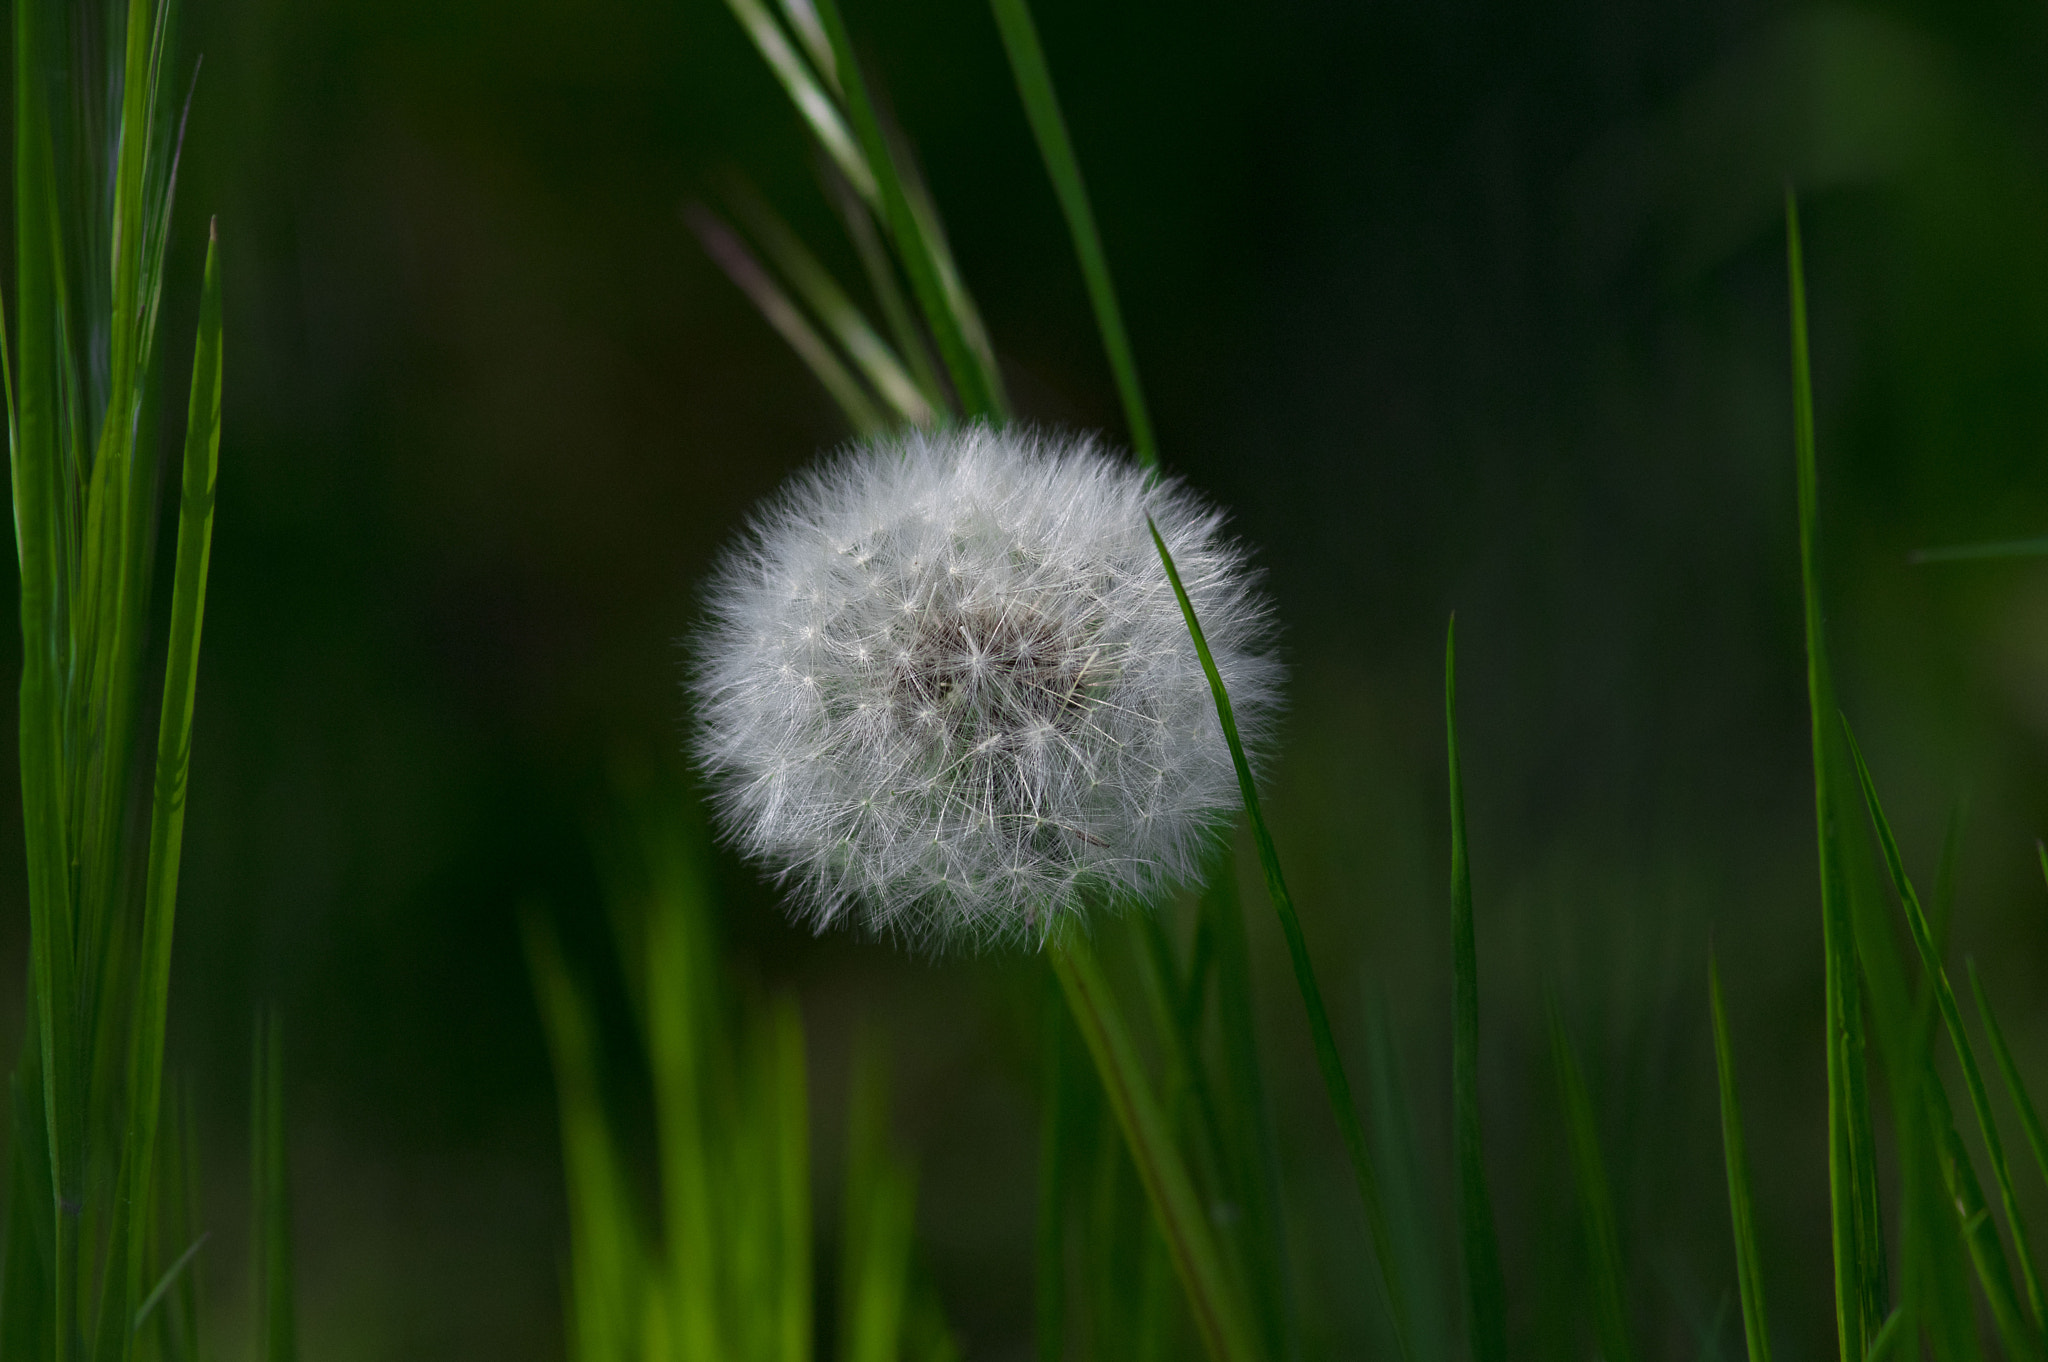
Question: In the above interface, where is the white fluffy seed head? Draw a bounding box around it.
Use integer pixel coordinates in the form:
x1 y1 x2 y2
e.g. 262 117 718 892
687 424 1282 952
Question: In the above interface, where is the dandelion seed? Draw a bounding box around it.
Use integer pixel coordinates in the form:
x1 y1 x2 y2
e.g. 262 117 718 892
688 424 1282 951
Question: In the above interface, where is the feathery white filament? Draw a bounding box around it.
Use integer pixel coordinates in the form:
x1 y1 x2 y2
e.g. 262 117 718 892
689 425 1281 951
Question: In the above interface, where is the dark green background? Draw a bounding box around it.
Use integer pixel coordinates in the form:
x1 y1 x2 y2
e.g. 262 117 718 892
13 0 2048 1355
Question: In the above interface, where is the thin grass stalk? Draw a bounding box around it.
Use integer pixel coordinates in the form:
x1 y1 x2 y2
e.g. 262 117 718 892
1786 187 1888 1361
1145 514 1413 1357
721 181 936 427
806 0 1006 419
118 220 221 1354
1548 1003 1634 1362
987 0 1156 466
1048 931 1261 1362
1205 859 1298 1362
686 204 888 437
1970 964 2048 1205
525 915 644 1362
1446 619 1508 1362
1844 727 2048 1336
1709 954 1773 1362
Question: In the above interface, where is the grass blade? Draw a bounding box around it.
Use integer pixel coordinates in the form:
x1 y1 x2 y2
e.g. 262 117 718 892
722 180 936 426
1207 855 1299 1362
1549 1002 1634 1362
988 0 1156 466
807 0 1007 420
1844 723 2048 1340
526 913 644 1362
1048 930 1262 1362
842 1038 914 1362
1787 187 1888 1360
771 996 811 1362
1709 953 1772 1362
1446 618 1508 1362
1148 516 1413 1358
1971 962 2048 1209
821 165 946 412
721 0 874 200
119 218 222 1350
687 203 887 436
249 1015 296 1362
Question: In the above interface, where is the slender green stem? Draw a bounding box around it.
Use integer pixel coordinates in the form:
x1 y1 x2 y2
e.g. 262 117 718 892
1710 953 1772 1362
1148 516 1413 1358
1845 725 2048 1339
1048 931 1262 1362
1970 962 2048 1207
987 0 1155 466
1787 187 1887 1361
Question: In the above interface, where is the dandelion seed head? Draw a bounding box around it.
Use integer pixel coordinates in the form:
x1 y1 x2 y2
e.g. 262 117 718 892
688 424 1282 952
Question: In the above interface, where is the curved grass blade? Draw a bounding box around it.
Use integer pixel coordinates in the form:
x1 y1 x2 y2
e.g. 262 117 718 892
721 0 874 200
525 913 646 1362
822 166 946 413
1207 856 1299 1362
1844 723 2048 1339
721 181 936 426
117 217 222 1357
1446 619 1508 1362
1148 515 1414 1360
1549 1002 1634 1362
1048 930 1262 1362
987 0 1155 467
687 203 887 436
1787 188 1888 1361
1970 962 2048 1209
808 0 1006 420
1710 953 1772 1362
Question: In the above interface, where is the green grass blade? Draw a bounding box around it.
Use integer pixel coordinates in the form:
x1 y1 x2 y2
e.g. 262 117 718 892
1147 514 1412 1359
1207 855 1299 1362
1787 188 1887 1360
248 1014 296 1362
1862 1309 1905 1361
771 996 811 1362
1048 930 1262 1362
1971 962 2048 1208
119 218 221 1346
987 0 1155 466
130 1233 205 1334
12 5 84 1345
525 912 644 1362
1446 619 1508 1362
722 180 936 425
1929 1076 2040 1362
640 816 724 1362
1844 723 2048 1333
1709 954 1772 1362
842 1038 914 1362
687 203 887 436
721 0 874 200
822 166 947 413
1 1043 56 1362
807 0 1006 420
1548 1002 1634 1362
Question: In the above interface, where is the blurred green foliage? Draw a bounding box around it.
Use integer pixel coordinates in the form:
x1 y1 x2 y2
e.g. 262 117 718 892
3 0 2043 1356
